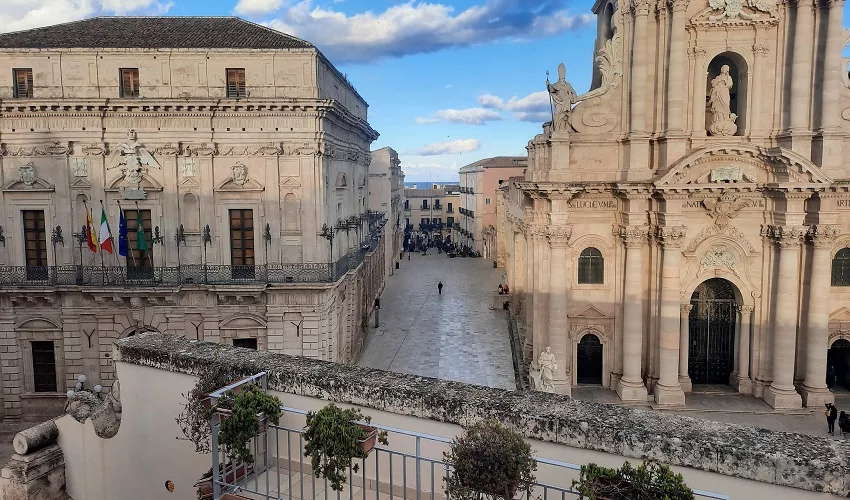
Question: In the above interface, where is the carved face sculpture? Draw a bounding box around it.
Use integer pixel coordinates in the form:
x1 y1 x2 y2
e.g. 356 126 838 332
19 163 36 186
720 64 730 76
231 163 248 185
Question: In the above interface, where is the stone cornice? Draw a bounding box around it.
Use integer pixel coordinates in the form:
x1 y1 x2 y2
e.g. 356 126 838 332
112 333 850 497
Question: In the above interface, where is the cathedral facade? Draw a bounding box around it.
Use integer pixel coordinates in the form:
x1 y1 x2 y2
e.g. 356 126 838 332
0 18 385 421
500 0 850 408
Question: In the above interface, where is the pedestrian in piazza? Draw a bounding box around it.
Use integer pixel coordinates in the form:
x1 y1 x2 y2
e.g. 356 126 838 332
438 281 443 295
826 402 838 435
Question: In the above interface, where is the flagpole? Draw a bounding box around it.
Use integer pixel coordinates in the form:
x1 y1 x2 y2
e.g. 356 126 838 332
117 201 137 268
99 200 120 274
135 201 152 268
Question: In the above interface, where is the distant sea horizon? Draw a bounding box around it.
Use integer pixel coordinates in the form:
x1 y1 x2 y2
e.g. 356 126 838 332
403 181 457 189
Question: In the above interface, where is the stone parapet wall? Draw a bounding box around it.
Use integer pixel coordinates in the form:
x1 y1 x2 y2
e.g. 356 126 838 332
115 333 849 496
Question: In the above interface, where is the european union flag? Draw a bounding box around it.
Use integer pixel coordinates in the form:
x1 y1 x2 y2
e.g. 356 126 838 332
118 210 128 257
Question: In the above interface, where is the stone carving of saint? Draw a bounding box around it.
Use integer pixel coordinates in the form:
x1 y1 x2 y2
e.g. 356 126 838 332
708 65 737 136
547 63 577 133
529 346 558 392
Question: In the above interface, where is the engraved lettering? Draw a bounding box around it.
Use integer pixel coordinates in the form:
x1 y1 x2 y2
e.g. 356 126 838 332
568 200 617 210
838 199 850 208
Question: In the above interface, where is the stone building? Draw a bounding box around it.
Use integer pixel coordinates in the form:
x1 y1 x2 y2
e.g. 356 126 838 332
0 17 384 421
458 156 526 258
402 185 460 241
499 0 850 408
369 147 405 277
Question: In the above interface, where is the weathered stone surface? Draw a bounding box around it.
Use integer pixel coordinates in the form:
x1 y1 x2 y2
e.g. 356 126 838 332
114 333 850 496
11 422 58 456
0 444 66 500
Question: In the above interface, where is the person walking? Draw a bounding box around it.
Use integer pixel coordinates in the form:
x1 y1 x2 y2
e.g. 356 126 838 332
438 281 443 295
826 403 838 435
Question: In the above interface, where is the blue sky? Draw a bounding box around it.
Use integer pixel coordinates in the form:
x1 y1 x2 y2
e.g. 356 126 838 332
6 1 847 182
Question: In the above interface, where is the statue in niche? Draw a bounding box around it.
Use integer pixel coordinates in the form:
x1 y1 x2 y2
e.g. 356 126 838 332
708 65 738 136
547 63 577 133
529 346 558 392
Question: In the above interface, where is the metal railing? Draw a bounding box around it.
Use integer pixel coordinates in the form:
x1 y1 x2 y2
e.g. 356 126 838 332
0 240 380 288
207 374 731 500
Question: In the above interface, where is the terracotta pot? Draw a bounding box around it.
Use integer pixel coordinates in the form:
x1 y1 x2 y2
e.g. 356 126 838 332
356 424 378 454
194 463 254 499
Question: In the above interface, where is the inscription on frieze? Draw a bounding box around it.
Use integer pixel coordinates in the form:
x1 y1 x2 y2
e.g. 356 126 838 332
684 199 765 209
568 200 617 210
837 199 850 209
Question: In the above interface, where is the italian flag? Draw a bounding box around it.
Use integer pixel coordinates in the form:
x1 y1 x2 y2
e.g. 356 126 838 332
99 208 113 254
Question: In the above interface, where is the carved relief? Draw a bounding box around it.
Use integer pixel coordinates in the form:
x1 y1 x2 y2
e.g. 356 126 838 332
695 166 757 183
699 245 740 277
656 226 687 248
19 163 36 186
684 224 757 254
546 225 573 247
231 163 248 186
3 142 70 156
180 158 196 178
808 225 840 247
154 143 180 156
71 158 87 177
82 143 106 156
766 225 806 247
703 194 756 227
619 225 650 247
185 142 218 156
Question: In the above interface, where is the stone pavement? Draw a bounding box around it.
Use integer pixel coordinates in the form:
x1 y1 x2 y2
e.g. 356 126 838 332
358 252 516 390
573 385 850 440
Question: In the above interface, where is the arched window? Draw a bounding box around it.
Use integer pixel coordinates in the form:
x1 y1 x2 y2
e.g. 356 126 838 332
578 247 604 284
832 248 850 286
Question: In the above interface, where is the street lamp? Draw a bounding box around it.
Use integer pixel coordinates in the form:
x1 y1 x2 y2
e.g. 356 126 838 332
320 223 336 279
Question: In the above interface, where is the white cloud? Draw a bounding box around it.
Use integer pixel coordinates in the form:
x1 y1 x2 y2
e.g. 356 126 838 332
266 0 592 63
478 90 552 122
416 108 502 126
416 139 480 156
445 84 453 89
415 117 439 124
0 0 172 33
234 0 284 16
399 160 460 182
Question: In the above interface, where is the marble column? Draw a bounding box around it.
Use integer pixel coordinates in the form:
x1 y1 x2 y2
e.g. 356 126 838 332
788 0 815 153
764 225 805 409
547 225 572 395
655 226 686 405
734 305 754 394
801 225 839 406
616 225 649 402
678 304 693 392
689 47 707 135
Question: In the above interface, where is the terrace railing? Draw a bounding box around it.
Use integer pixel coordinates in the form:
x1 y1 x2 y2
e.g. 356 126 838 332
207 374 731 500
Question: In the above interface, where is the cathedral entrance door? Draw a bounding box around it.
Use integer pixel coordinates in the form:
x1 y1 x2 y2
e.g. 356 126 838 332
688 278 737 385
576 333 603 384
827 339 850 390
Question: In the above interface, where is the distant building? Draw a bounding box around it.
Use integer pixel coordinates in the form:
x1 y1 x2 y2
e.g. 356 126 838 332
402 185 460 241
369 147 405 276
0 17 384 421
458 157 527 257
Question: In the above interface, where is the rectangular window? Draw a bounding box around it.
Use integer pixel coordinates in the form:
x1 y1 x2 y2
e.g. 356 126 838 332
230 209 255 278
119 68 140 98
447 202 453 213
420 218 428 226
226 68 247 98
31 341 57 393
485 198 491 205
233 338 258 350
421 201 429 209
23 210 48 280
124 209 153 277
447 216 454 226
13 68 33 98
434 218 442 225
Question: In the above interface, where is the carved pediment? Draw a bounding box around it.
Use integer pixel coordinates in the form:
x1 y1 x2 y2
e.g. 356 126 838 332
569 305 610 319
15 317 61 331
3 163 55 192
281 177 301 188
657 145 832 187
219 314 267 330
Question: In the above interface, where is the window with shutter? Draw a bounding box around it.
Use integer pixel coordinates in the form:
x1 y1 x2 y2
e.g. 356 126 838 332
13 69 33 98
124 209 153 278
226 68 246 98
32 341 57 393
120 68 140 98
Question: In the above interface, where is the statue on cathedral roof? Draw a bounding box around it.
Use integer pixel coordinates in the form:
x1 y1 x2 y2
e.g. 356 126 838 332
709 65 738 136
547 63 577 133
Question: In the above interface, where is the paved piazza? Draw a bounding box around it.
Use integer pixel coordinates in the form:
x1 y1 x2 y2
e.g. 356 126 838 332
358 253 517 390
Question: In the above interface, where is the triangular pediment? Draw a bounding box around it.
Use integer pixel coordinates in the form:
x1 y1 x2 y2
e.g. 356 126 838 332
569 305 610 319
830 307 850 322
281 177 301 188
215 177 264 192
70 177 91 188
180 176 199 187
656 144 832 187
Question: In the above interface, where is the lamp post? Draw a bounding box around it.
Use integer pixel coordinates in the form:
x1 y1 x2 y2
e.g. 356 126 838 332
202 224 211 283
51 226 64 268
152 226 164 266
320 223 336 280
174 224 185 268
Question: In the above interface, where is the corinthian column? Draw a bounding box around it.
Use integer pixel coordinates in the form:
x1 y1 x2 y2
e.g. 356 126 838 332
654 226 687 405
801 225 839 406
547 225 572 395
616 225 649 402
679 304 693 392
788 0 816 154
764 225 805 409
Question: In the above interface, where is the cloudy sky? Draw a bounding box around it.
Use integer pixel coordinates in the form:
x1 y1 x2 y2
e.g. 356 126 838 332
1 0 602 181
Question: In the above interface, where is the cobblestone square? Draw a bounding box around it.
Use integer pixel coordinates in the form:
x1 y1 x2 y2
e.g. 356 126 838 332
358 252 516 390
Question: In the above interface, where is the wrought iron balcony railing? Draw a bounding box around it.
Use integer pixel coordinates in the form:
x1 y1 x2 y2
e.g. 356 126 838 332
0 242 379 288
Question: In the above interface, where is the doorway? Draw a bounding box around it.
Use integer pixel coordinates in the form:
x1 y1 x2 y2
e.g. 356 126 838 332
688 278 738 385
577 333 603 384
827 339 850 390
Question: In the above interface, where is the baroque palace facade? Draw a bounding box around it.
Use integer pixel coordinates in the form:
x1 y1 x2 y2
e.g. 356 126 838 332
500 0 850 408
0 17 385 420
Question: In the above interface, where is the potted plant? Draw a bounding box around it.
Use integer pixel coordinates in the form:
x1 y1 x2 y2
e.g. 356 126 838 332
572 460 694 500
303 403 389 491
443 420 537 500
216 384 282 464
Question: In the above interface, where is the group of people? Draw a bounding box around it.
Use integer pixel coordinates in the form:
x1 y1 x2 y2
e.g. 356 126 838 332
825 403 850 437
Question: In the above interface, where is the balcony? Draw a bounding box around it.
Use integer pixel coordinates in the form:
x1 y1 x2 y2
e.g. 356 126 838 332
0 245 378 288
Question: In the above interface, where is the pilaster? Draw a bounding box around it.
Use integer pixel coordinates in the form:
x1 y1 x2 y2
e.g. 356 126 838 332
783 0 816 156
546 225 572 396
678 304 693 392
654 225 687 406
662 0 690 165
815 0 846 176
689 47 707 137
616 225 649 402
730 305 754 395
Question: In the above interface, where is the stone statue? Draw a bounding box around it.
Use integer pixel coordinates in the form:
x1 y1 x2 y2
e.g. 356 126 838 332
107 129 161 196
547 63 577 132
529 346 558 392
708 65 737 136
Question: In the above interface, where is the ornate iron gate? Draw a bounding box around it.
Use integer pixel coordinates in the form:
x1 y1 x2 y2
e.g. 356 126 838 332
577 334 603 384
688 278 737 385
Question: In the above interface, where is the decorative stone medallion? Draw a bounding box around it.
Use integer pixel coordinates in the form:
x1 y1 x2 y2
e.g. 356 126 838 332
231 163 248 186
699 245 740 277
19 163 36 186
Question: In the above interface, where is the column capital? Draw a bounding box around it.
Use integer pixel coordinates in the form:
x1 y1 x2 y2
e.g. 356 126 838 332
630 0 652 15
619 225 650 248
807 224 840 247
822 0 844 7
766 224 807 247
680 303 693 314
738 304 755 314
655 225 687 248
546 225 572 248
668 0 690 12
